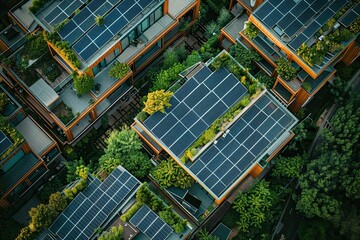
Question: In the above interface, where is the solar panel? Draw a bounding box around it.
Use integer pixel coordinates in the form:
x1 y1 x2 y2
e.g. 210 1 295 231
188 93 297 197
289 34 307 50
74 0 157 61
130 205 173 240
0 131 13 155
284 19 302 37
44 0 86 27
277 13 296 30
298 8 316 24
49 167 141 240
340 9 359 28
264 9 282 28
143 66 248 157
329 0 348 13
290 1 309 18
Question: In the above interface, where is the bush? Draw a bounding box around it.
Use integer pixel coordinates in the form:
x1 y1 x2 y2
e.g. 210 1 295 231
217 8 232 27
276 58 298 81
244 22 259 39
108 62 130 79
120 202 143 222
136 111 148 122
0 92 7 112
205 21 220 39
98 225 123 240
29 0 51 14
72 72 94 94
143 90 173 115
163 48 179 69
24 34 47 59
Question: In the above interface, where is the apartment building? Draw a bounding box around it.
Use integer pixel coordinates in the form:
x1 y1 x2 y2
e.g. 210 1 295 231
0 84 61 211
1 0 200 144
133 52 298 204
221 0 360 112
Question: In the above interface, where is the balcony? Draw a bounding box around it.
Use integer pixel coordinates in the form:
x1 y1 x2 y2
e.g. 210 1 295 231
0 25 26 52
168 0 195 18
223 13 248 42
117 14 176 64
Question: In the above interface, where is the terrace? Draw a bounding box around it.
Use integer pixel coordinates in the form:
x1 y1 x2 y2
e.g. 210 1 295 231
222 13 247 42
168 0 195 18
0 25 26 52
136 51 298 201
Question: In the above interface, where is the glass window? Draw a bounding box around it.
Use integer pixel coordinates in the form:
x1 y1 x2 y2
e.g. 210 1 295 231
114 47 120 56
105 52 116 65
149 12 155 25
141 18 150 32
155 6 163 21
92 63 100 75
121 37 129 51
100 59 106 67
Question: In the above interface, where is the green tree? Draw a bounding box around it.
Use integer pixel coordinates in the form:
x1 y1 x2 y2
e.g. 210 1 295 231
276 58 298 81
108 62 129 79
72 72 94 94
0 92 7 112
65 158 86 183
198 228 220 240
217 8 232 27
163 48 179 69
205 21 220 39
152 159 194 189
103 126 142 156
143 90 173 115
233 181 275 233
48 192 68 214
244 21 259 39
271 155 304 179
16 226 36 240
229 44 260 71
28 204 56 232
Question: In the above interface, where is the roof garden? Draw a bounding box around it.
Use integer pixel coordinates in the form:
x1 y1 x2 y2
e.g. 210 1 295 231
0 116 24 161
136 51 298 200
251 0 360 74
34 0 163 67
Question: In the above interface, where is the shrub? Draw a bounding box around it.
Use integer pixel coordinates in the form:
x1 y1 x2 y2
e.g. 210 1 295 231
143 90 173 115
29 0 51 14
95 15 105 26
72 72 94 94
163 48 179 69
136 111 148 122
48 192 68 214
244 21 259 39
276 58 298 81
150 63 185 91
108 62 130 79
24 34 47 59
217 8 232 27
350 17 360 33
15 226 36 240
205 21 220 39
120 202 143 222
98 226 123 240
229 44 260 71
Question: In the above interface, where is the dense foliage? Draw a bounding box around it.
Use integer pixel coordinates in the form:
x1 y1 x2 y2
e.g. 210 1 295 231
29 0 51 13
0 116 24 160
244 22 259 39
0 92 7 112
98 225 123 240
99 126 151 178
143 90 173 115
276 58 298 81
229 44 261 71
108 62 130 79
72 71 94 94
152 159 194 189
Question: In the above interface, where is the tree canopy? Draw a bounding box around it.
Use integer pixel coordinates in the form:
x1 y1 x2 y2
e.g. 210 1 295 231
152 159 194 189
143 90 173 115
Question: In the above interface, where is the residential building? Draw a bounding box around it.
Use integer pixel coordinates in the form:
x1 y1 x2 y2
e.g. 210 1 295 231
221 0 360 112
1 0 200 144
133 51 298 204
0 84 61 211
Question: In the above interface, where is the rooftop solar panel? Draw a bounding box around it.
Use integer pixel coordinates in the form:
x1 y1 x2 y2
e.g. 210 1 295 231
290 1 309 18
310 0 327 13
43 0 86 27
143 66 248 157
284 19 302 37
130 205 173 240
264 9 282 28
315 8 335 25
254 2 273 19
277 13 296 30
329 0 348 13
289 33 307 50
277 0 295 14
0 131 13 155
340 10 359 28
298 8 316 24
49 167 140 240
188 93 296 197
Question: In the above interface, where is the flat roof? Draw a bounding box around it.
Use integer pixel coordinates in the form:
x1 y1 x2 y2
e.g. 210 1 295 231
29 79 59 108
210 223 231 240
15 117 54 156
49 166 141 240
140 64 297 199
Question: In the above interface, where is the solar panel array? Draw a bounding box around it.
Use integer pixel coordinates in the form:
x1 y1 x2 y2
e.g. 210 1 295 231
44 0 86 27
143 66 248 157
56 0 156 61
189 93 296 197
49 167 140 240
339 3 360 28
130 205 173 240
0 131 13 155
253 0 351 51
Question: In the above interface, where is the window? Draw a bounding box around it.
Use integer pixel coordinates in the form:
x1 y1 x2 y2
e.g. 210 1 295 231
141 18 150 32
155 6 163 21
121 37 129 51
92 63 100 75
114 47 120 56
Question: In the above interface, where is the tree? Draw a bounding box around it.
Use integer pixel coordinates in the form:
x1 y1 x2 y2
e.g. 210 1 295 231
65 158 86 183
16 226 36 240
205 21 220 39
163 48 179 69
198 228 220 240
276 58 298 81
0 92 7 112
103 126 142 156
72 72 94 94
244 21 259 39
271 155 304 179
28 204 56 232
98 226 123 240
152 159 194 189
233 181 275 234
217 8 232 27
108 62 129 79
48 192 68 214
229 44 260 71
143 90 173 115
